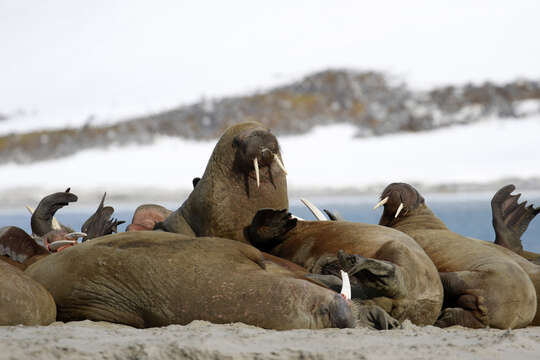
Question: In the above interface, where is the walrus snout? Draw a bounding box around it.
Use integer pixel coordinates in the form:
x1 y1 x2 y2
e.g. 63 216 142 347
377 183 425 224
327 293 355 328
232 129 281 171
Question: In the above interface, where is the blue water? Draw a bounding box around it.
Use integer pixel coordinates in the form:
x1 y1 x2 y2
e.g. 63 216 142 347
2 194 539 252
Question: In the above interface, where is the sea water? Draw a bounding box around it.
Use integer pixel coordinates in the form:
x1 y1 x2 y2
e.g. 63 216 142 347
1 194 539 252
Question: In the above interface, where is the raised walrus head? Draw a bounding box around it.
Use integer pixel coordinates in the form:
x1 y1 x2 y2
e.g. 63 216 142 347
376 183 425 227
161 121 289 242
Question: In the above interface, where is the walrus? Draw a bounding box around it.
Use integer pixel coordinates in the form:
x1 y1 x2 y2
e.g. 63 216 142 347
376 183 539 329
156 121 288 242
26 231 355 330
245 208 444 326
0 260 56 325
1 190 125 271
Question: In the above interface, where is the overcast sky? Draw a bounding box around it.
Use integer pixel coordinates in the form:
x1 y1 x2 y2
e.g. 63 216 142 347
1 0 540 122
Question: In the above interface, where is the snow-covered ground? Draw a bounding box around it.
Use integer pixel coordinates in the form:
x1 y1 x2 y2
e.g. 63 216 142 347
1 117 538 206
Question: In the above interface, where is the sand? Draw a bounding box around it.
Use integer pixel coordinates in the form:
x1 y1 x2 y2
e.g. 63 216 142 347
1 320 540 360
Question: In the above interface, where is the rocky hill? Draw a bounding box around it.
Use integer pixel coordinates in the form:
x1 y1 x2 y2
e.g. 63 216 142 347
1 69 539 164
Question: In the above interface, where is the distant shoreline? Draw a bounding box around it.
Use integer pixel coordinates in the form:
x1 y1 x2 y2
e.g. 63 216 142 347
1 179 539 212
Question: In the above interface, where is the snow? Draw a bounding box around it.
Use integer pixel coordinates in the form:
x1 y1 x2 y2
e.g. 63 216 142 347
0 117 538 196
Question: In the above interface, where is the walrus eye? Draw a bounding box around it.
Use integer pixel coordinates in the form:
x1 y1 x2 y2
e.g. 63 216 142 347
232 137 240 148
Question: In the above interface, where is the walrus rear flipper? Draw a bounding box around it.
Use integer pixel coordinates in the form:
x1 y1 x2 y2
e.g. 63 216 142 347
81 193 125 241
492 184 540 257
31 188 78 236
245 209 297 252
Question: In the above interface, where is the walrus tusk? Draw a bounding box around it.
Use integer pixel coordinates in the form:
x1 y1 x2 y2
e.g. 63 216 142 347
254 157 260 188
26 205 62 230
47 240 76 251
395 203 404 218
64 232 87 240
273 154 288 175
300 198 327 221
340 270 351 300
373 196 389 210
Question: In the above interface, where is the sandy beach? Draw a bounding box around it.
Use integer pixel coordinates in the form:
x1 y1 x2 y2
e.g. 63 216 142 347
1 320 540 360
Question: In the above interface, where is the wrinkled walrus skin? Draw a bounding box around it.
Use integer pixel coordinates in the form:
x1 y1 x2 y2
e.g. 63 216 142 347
378 183 539 329
0 261 56 325
159 121 288 242
25 231 354 330
246 211 444 326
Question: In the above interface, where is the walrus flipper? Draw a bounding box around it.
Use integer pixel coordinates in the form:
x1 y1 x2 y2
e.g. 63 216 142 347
337 250 407 299
492 184 540 254
436 272 488 328
355 304 401 330
246 209 297 252
81 193 125 241
31 188 78 236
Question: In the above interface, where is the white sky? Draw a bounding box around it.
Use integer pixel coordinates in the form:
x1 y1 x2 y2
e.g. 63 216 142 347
1 1 540 126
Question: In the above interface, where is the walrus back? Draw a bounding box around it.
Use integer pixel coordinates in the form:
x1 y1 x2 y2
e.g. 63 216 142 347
26 231 353 330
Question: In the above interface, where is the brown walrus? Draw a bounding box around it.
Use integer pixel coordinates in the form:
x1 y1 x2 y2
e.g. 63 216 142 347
155 121 288 242
245 208 444 326
0 260 56 325
377 183 539 329
25 231 355 330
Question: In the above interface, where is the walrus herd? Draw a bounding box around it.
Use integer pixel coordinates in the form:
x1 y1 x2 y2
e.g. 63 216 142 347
1 121 539 332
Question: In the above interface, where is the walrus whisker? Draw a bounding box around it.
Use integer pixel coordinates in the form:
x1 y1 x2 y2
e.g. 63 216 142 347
273 153 288 175
373 196 389 210
395 203 404 218
300 198 327 221
340 270 351 300
254 157 260 188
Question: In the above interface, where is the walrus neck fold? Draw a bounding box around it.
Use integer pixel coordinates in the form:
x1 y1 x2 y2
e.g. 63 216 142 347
382 204 448 231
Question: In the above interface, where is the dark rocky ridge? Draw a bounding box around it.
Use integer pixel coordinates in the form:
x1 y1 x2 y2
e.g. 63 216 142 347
1 69 539 164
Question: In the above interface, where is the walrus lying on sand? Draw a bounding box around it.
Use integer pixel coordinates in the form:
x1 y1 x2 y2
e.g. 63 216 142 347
26 231 355 330
376 183 540 329
245 208 444 326
0 260 56 326
153 121 288 242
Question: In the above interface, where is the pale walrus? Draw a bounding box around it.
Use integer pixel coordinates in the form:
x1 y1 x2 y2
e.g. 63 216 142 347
245 208 444 326
377 183 539 329
155 121 288 242
0 260 56 325
26 231 355 330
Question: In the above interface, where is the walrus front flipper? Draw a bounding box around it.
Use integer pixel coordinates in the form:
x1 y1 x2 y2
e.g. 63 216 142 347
492 184 540 255
354 304 400 330
337 250 407 299
81 193 125 241
31 188 78 236
437 272 488 328
246 209 297 252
